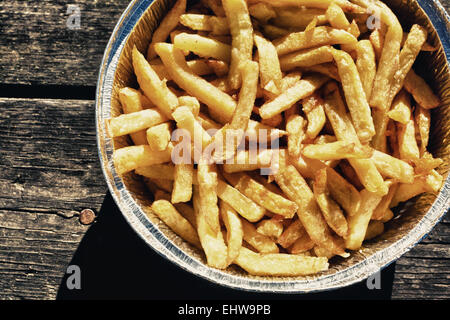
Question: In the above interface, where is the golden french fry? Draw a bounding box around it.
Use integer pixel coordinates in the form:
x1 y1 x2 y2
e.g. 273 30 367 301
113 144 173 175
412 153 443 175
241 218 279 253
150 58 215 80
222 0 254 89
248 2 276 23
135 164 175 180
234 246 329 276
249 0 363 12
107 108 168 138
404 69 440 109
146 0 186 59
387 90 411 124
301 63 340 81
254 32 282 93
302 93 326 140
197 162 220 233
260 75 328 119
118 87 148 145
397 118 420 160
151 200 200 247
303 141 373 160
370 150 414 183
205 59 229 77
219 201 243 265
325 166 361 217
355 40 376 100
172 106 212 151
345 189 383 250
365 221 384 240
146 122 172 151
277 219 306 249
313 169 348 238
256 218 284 239
155 43 236 123
289 232 315 254
372 182 398 220
415 106 431 156
133 47 179 118
286 115 306 158
223 172 298 218
279 46 334 72
223 149 273 173
274 157 346 255
262 24 290 40
179 14 229 35
172 163 194 203
332 48 375 143
173 33 231 62
369 24 387 62
178 95 200 116
274 26 358 56
217 179 266 222
193 186 228 269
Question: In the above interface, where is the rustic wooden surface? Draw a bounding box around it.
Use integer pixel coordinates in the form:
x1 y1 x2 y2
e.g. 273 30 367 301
0 0 448 300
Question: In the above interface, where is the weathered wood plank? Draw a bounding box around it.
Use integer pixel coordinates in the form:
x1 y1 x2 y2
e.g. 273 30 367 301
0 0 129 86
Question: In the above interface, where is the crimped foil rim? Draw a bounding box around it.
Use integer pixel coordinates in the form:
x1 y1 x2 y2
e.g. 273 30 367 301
95 0 450 293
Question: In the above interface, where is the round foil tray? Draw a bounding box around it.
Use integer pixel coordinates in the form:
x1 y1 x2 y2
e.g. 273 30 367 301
96 0 450 293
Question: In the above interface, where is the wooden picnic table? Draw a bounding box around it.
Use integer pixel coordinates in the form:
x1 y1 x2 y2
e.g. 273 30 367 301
0 0 448 300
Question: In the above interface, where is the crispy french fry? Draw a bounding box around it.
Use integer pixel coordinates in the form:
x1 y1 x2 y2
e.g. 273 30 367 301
387 90 411 124
260 75 328 119
234 246 328 276
365 220 384 240
302 94 326 139
172 106 212 152
289 153 327 180
220 201 243 265
113 144 173 175
286 115 306 158
155 43 237 123
173 33 231 62
303 141 373 160
223 172 298 218
324 167 361 217
313 169 348 238
415 106 431 156
249 0 363 12
135 164 175 180
193 186 228 269
332 48 375 143
301 63 340 81
150 58 215 80
370 150 414 183
254 32 282 93
372 182 398 220
404 69 440 109
197 162 221 234
355 40 376 100
369 24 387 62
151 200 200 247
172 163 194 203
146 0 187 59
277 219 306 249
146 122 172 151
118 87 148 145
217 179 266 222
222 149 273 173
133 47 179 118
289 232 315 254
412 153 443 175
222 0 254 89
107 108 168 138
178 95 200 116
274 26 358 56
397 118 420 160
179 14 229 35
274 157 345 255
279 46 334 72
248 2 276 23
256 218 284 239
241 218 279 253
345 189 383 250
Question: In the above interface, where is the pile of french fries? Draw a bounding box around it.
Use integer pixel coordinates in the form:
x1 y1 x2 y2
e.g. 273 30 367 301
107 0 444 276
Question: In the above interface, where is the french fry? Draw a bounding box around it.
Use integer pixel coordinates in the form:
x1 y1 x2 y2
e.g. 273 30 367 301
205 59 229 77
135 164 175 180
286 115 306 158
397 118 420 160
274 26 358 56
303 141 373 160
274 158 345 255
289 154 327 180
222 149 273 173
355 40 376 100
133 47 179 118
222 0 254 89
150 58 214 80
234 246 329 276
372 182 398 220
217 179 266 222
173 33 231 62
302 94 327 139
412 153 443 175
259 75 328 119
197 162 221 234
371 109 389 153
379 209 394 223
387 90 411 124
325 3 350 30
279 46 334 72
155 43 237 123
369 24 387 62
151 200 200 247
345 189 383 250
178 95 200 116
223 172 298 218
118 87 148 145
277 219 306 249
193 186 228 269
263 24 290 40
415 106 431 156
248 2 276 23
313 169 348 238
254 32 282 93
289 232 315 254
272 7 325 29
404 69 440 109
107 108 168 138
153 190 197 228
113 144 173 175
332 48 375 143
325 167 361 217
172 163 194 203
146 122 172 151
220 201 243 265
179 14 229 35
256 218 284 239
146 0 187 59
301 63 340 81
241 218 279 253
370 150 414 183
249 0 364 12
365 221 384 240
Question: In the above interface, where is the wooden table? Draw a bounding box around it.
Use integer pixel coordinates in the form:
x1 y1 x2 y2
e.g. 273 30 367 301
0 0 448 300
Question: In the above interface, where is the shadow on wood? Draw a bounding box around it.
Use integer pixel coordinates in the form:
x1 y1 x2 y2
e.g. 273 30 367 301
56 192 396 300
